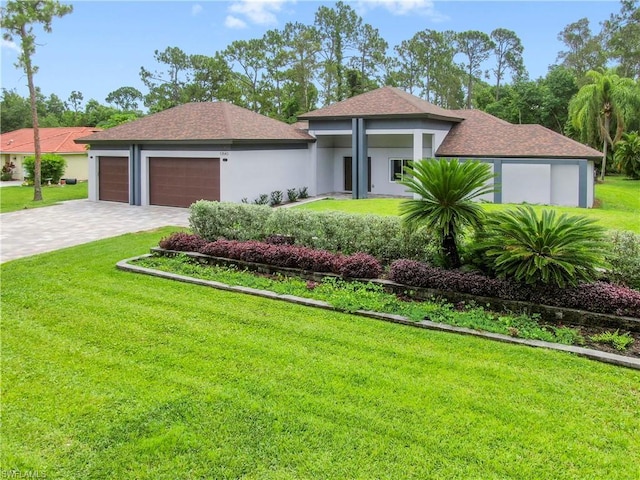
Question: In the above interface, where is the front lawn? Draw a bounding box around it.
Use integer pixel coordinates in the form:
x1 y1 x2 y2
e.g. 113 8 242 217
0 182 88 213
2 229 640 478
298 175 640 233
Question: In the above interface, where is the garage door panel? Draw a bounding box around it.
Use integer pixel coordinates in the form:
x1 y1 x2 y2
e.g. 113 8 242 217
149 157 220 208
99 156 129 203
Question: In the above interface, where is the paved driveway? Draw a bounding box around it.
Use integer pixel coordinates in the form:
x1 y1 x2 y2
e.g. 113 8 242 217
1 200 190 263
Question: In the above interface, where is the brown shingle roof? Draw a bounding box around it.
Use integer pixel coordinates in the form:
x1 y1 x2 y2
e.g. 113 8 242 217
1 127 101 154
76 102 314 144
436 109 603 159
298 86 464 122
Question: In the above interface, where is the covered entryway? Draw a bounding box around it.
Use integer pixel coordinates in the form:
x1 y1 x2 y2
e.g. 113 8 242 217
149 157 220 208
343 156 371 192
98 156 129 203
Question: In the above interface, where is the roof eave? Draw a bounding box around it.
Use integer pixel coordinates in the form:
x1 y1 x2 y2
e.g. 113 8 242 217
299 113 463 123
436 152 603 160
76 138 315 146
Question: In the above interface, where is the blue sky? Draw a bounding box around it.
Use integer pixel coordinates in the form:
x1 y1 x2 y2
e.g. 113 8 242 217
1 1 618 108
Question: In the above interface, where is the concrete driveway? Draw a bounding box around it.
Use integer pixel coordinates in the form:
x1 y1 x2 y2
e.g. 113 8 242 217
1 200 190 263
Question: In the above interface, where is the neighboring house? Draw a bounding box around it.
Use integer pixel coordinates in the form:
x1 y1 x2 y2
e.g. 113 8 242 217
76 87 602 208
1 127 100 181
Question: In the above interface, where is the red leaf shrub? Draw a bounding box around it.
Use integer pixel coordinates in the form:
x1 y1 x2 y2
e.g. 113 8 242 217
337 253 383 279
296 247 341 272
389 259 640 318
531 282 640 318
261 244 300 268
200 240 236 258
197 240 340 272
231 240 270 264
159 232 207 252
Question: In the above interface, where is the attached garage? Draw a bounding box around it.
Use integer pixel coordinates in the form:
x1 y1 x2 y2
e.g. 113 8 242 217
148 157 220 208
98 156 128 203
78 102 313 207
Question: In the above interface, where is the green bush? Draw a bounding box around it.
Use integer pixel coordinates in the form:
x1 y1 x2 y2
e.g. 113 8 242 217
606 230 640 290
613 132 640 179
23 154 67 184
476 206 607 288
189 201 436 264
189 202 272 241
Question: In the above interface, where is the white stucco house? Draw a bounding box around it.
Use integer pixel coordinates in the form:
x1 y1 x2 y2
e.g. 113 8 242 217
76 87 602 208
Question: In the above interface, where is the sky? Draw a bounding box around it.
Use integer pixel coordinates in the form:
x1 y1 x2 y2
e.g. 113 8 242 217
0 0 619 108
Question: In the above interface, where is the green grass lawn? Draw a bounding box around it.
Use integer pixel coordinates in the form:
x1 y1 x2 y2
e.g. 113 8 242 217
298 175 640 233
2 229 640 479
0 182 88 213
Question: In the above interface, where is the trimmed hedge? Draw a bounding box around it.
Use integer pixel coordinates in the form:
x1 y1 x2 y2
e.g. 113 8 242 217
606 231 640 290
159 233 381 278
189 201 435 264
336 253 383 279
389 259 640 318
159 232 208 252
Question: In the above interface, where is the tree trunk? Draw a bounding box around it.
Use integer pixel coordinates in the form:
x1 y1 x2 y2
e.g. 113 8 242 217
22 27 42 201
600 114 610 182
466 65 473 109
442 232 461 269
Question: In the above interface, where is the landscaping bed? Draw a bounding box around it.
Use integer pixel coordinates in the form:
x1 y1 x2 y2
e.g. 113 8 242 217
5 229 640 478
135 248 640 360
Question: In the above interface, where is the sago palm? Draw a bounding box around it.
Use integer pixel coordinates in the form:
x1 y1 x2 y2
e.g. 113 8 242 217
568 70 640 181
481 206 607 287
398 158 496 268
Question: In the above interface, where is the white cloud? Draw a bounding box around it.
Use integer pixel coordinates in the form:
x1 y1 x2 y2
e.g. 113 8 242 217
1 39 20 53
225 15 248 29
191 4 203 16
357 0 448 21
226 0 292 27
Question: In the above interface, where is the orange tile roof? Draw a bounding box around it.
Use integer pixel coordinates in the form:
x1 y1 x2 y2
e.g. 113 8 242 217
76 102 314 144
299 86 464 121
436 109 603 159
1 127 101 154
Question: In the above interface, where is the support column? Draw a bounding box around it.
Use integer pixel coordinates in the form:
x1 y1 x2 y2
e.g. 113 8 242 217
412 130 423 200
357 118 368 199
88 151 97 201
351 118 368 199
129 144 141 206
493 159 502 204
578 159 588 208
412 129 423 162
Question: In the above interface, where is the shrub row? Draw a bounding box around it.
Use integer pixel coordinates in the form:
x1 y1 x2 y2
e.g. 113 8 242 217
389 259 640 318
189 201 435 264
606 230 640 291
159 232 382 279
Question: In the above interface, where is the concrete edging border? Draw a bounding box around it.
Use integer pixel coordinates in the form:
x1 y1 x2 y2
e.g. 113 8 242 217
117 254 640 371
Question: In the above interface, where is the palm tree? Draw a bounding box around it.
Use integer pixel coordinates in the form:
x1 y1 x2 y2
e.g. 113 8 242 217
568 70 640 181
614 131 640 179
398 158 497 269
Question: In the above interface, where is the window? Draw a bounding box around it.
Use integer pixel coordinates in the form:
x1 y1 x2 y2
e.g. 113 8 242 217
390 158 411 182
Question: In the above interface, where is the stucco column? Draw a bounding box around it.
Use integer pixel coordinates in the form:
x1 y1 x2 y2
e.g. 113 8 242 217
129 144 141 206
493 159 502 204
412 130 423 200
578 159 588 208
357 118 368 199
88 151 98 202
309 140 318 197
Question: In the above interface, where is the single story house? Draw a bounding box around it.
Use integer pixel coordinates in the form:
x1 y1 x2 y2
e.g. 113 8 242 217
1 127 100 181
76 87 602 208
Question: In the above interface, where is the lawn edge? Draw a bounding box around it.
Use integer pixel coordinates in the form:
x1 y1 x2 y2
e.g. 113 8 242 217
117 254 640 371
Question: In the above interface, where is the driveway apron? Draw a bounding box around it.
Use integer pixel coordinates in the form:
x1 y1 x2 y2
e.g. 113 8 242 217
0 200 189 263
